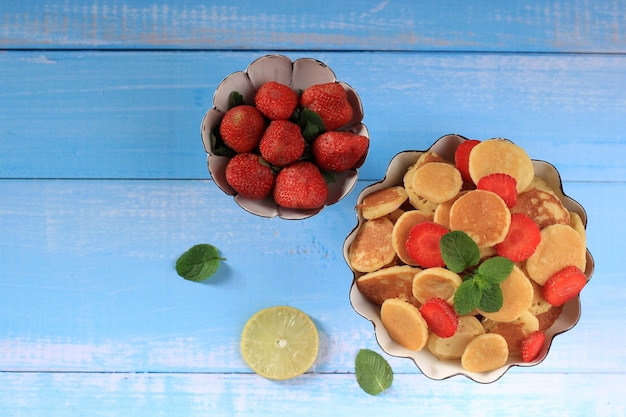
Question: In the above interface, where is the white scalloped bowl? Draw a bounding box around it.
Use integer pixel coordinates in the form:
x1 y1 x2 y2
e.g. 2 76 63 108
343 134 594 383
201 54 368 220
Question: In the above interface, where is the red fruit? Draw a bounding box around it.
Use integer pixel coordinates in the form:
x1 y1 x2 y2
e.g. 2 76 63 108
299 82 353 131
311 131 369 172
543 265 587 306
420 297 458 338
254 81 299 120
219 105 266 153
521 330 546 362
477 172 518 208
495 213 541 262
224 153 275 200
274 161 329 209
405 222 448 268
454 139 481 183
259 120 306 167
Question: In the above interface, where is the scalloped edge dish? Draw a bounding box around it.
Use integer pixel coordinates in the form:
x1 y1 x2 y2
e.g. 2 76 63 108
200 54 368 220
343 134 594 383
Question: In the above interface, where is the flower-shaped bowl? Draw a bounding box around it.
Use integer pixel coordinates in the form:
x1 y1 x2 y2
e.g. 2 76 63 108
201 54 368 220
343 134 594 383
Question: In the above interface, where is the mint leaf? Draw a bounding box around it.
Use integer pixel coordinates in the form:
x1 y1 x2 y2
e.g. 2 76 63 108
478 256 513 285
440 231 480 273
176 244 225 282
296 108 325 142
453 278 482 315
228 91 244 108
355 349 393 396
478 284 504 313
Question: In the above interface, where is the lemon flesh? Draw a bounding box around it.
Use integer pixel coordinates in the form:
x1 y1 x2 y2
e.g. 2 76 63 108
241 305 319 380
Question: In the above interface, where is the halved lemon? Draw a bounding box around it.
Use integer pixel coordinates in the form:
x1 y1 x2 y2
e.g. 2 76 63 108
241 305 319 380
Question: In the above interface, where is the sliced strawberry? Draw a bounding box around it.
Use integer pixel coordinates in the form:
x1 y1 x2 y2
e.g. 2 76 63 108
543 265 587 306
454 139 481 183
477 172 518 208
405 222 448 268
521 330 546 362
495 213 541 262
420 297 458 338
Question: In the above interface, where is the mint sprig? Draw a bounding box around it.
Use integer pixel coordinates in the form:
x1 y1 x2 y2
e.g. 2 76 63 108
355 349 393 396
176 243 225 282
440 231 514 315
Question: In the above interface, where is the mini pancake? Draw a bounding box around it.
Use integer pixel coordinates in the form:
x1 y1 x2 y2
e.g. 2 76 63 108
468 139 534 192
448 189 511 248
433 191 467 229
381 298 429 351
482 310 539 356
427 315 485 360
411 162 463 204
415 150 448 168
525 224 587 285
461 333 509 373
524 175 556 194
412 267 463 305
348 217 396 273
511 188 570 229
529 278 564 331
391 210 434 265
479 265 534 322
403 160 439 213
569 210 587 245
359 186 408 220
356 265 422 307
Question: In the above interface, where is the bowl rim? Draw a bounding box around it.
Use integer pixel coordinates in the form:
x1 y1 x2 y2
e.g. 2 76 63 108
343 133 594 383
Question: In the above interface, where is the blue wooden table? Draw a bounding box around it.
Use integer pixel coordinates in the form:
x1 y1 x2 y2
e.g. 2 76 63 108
1 1 625 415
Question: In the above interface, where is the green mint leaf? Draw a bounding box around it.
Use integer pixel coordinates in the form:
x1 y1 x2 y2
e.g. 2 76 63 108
355 349 393 396
478 256 514 285
453 278 482 315
440 231 481 273
176 244 225 282
478 284 504 313
320 168 337 184
297 108 325 142
228 91 244 108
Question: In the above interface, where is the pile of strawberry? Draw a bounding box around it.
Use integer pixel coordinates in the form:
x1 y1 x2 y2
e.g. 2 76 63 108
212 81 369 210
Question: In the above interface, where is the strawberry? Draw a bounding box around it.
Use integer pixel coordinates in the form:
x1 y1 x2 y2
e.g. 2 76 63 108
224 153 275 200
299 82 353 131
259 120 306 167
495 213 541 262
405 222 448 268
543 265 587 306
477 172 518 208
219 105 266 153
273 161 329 209
254 81 299 120
311 131 369 171
454 139 481 183
420 297 458 338
521 330 546 362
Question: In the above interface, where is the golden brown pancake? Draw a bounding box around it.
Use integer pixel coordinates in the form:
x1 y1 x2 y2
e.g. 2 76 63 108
356 265 422 307
359 186 408 220
525 224 587 285
411 162 463 204
468 139 534 192
482 310 539 355
348 217 396 273
448 189 511 248
511 188 570 229
461 333 509 373
412 267 463 305
381 298 429 351
391 210 434 265
433 190 467 229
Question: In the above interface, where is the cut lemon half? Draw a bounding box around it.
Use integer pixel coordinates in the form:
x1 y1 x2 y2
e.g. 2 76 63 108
241 305 319 380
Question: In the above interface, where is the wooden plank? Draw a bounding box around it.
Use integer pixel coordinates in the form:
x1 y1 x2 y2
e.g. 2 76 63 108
0 179 622 374
2 0 625 52
1 50 625 181
0 372 623 416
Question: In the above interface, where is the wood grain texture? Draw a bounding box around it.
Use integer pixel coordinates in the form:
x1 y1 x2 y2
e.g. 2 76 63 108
1 51 625 181
2 0 625 52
